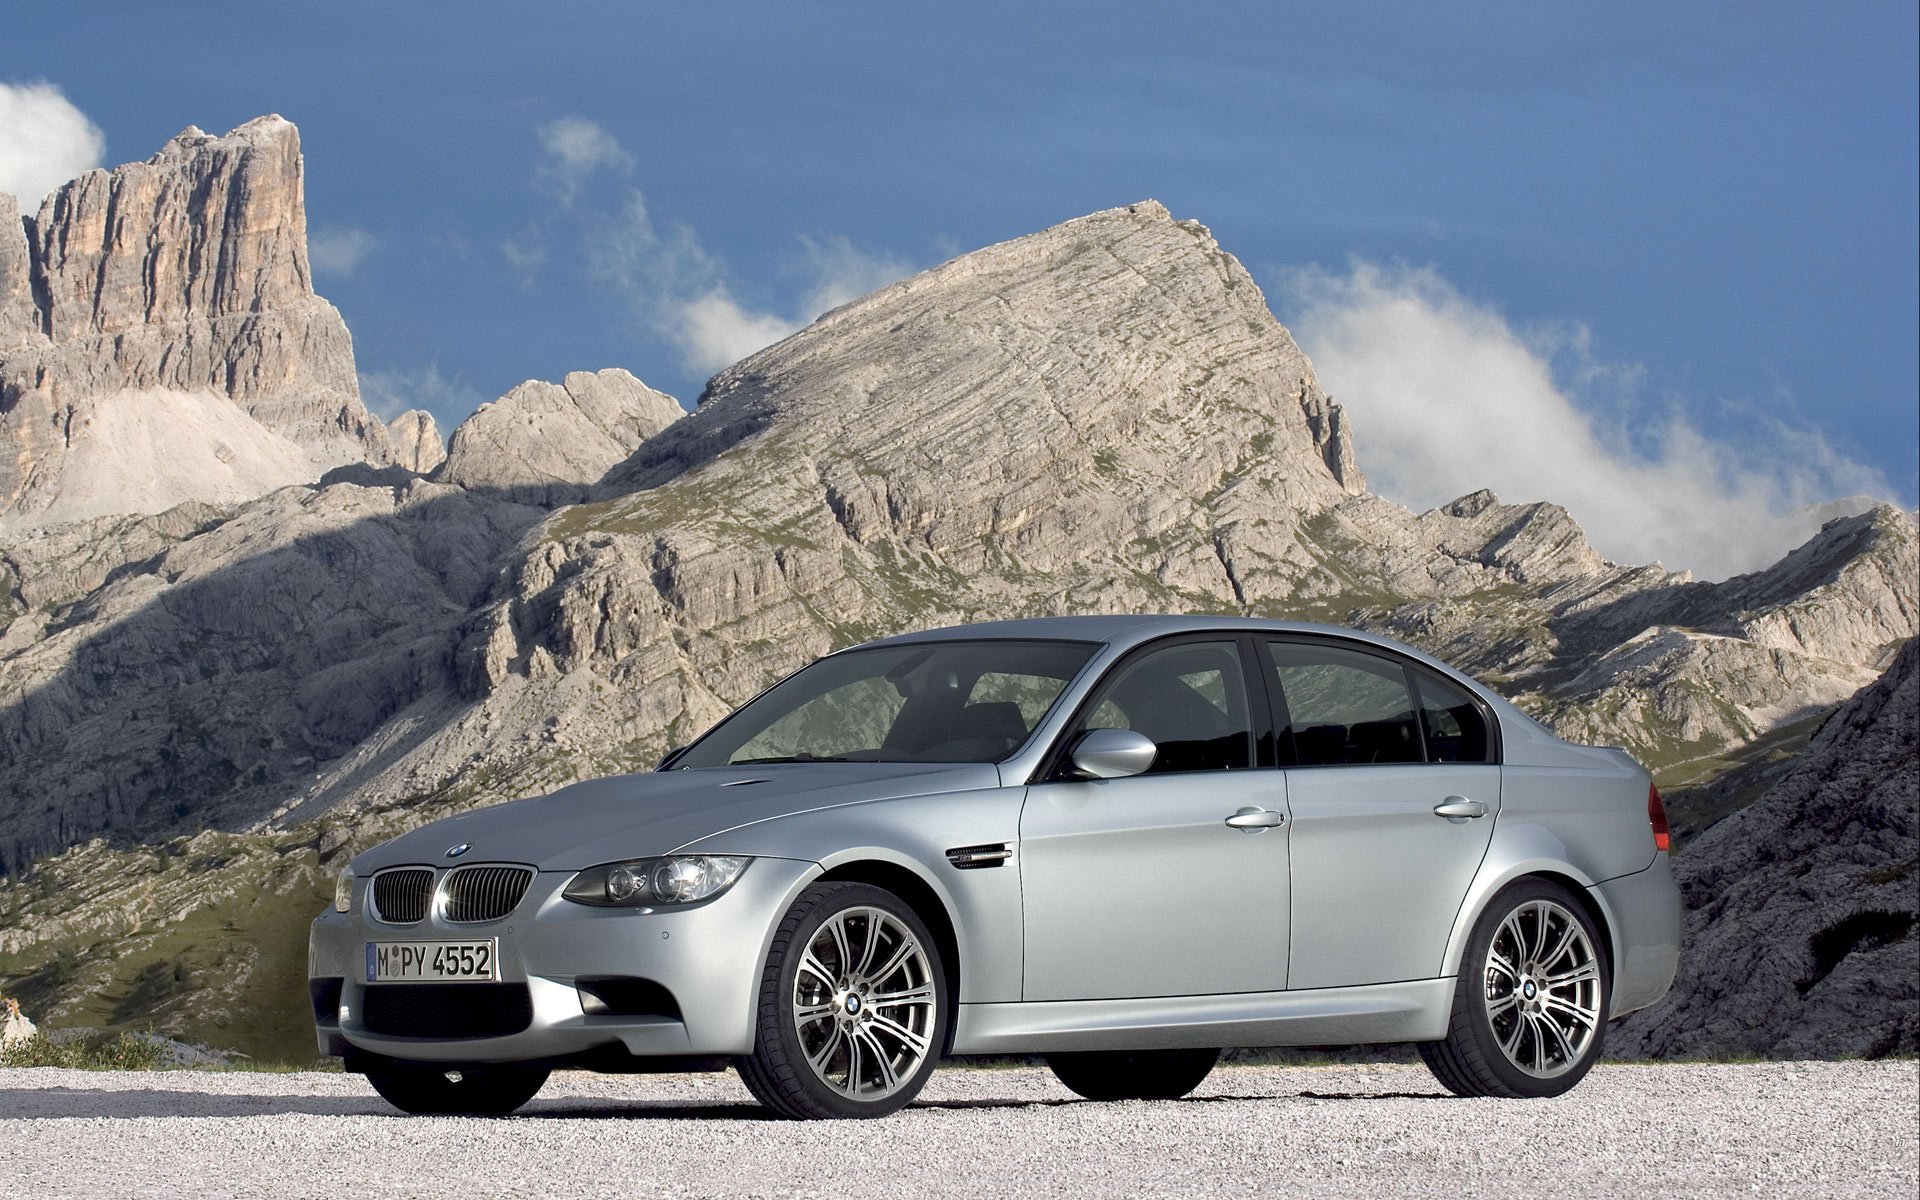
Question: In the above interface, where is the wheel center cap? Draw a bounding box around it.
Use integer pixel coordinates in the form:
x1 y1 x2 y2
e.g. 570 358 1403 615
844 994 862 1015
1522 980 1537 1000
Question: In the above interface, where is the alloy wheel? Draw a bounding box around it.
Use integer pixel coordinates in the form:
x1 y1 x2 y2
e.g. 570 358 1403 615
790 905 938 1101
1482 898 1602 1078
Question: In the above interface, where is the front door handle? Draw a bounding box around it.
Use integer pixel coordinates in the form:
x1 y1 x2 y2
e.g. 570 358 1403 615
1433 796 1488 819
1225 807 1285 831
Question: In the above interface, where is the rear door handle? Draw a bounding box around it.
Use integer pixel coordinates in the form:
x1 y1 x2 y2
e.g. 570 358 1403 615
1225 807 1285 831
1433 796 1488 819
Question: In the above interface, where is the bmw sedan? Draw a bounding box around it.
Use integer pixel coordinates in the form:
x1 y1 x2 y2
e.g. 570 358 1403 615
309 615 1681 1118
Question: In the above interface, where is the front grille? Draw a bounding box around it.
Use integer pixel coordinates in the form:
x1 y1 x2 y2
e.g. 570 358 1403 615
360 983 533 1040
371 868 434 924
443 865 535 923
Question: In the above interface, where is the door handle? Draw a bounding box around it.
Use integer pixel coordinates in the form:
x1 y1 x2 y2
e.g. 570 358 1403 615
1433 796 1488 819
1225 807 1285 831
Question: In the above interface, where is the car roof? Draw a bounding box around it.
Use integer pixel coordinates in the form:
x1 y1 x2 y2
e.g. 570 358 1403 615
855 614 1426 658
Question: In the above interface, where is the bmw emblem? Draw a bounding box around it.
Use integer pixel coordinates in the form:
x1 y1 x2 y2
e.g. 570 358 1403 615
844 995 862 1015
446 843 471 859
1522 980 1537 999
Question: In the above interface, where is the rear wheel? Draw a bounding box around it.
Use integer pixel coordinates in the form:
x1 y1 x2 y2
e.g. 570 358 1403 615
1421 879 1609 1098
364 1062 549 1116
1046 1047 1219 1101
736 882 947 1119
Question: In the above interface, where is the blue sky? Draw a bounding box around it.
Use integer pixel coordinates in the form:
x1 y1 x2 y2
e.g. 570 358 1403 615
7 1 1917 568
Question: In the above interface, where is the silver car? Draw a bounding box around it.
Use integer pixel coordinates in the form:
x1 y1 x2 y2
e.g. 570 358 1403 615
309 616 1680 1118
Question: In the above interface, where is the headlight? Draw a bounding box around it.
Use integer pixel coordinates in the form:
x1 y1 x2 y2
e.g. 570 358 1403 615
333 867 354 914
562 856 750 907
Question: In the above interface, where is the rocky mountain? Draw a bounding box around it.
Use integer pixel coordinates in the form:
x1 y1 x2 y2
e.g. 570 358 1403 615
0 117 389 531
1613 640 1917 1058
436 368 683 504
0 124 1913 1059
384 410 445 475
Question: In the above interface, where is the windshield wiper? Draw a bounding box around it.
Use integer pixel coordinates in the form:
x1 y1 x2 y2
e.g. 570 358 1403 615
730 754 859 765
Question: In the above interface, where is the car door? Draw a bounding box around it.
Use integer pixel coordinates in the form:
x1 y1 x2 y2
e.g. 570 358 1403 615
1264 638 1502 990
1018 637 1290 1001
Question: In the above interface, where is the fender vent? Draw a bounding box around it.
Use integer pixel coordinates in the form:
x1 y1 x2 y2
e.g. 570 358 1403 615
946 843 1013 870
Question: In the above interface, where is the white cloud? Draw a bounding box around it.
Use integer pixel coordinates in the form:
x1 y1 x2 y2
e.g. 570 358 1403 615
590 187 912 374
358 364 486 424
1279 262 1895 581
308 225 374 277
537 116 632 202
0 81 105 208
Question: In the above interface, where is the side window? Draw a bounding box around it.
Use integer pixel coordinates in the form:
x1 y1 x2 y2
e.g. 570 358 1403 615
1075 641 1253 773
1266 641 1422 766
1412 668 1493 763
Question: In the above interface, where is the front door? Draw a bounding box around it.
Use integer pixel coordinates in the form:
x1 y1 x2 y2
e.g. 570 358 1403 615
1262 638 1502 990
1019 638 1290 1001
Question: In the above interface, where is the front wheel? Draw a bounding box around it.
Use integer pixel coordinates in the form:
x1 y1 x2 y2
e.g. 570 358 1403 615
364 1062 549 1115
735 881 947 1119
1046 1047 1219 1101
1420 879 1610 1098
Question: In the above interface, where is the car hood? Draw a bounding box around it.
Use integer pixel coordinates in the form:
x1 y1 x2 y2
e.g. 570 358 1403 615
353 761 1002 872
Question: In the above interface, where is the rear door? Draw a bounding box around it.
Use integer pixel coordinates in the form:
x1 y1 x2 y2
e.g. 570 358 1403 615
1018 637 1291 1000
1264 638 1501 990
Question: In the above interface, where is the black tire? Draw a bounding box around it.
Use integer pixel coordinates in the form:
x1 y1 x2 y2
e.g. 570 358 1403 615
364 1062 549 1116
1420 878 1611 1099
735 881 948 1119
1046 1047 1220 1101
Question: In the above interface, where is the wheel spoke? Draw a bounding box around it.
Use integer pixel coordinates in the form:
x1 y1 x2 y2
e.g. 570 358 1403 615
870 982 936 1008
1543 994 1599 1030
866 934 917 987
793 1001 836 1027
843 1021 864 1094
1539 1013 1578 1065
867 1011 932 1057
826 915 855 978
850 911 887 977
798 950 838 989
1527 1014 1548 1073
805 1024 845 1074
853 1027 900 1093
1547 961 1600 988
1486 992 1519 1021
1487 946 1520 979
1499 914 1528 964
1499 1011 1526 1056
1540 921 1579 972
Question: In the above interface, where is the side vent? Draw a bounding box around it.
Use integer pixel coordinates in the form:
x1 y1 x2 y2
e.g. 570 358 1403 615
946 843 1013 870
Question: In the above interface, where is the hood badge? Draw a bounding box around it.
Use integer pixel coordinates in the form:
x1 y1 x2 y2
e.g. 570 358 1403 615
445 843 471 859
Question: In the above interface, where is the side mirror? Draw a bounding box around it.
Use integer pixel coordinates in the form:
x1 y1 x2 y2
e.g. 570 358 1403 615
1068 728 1157 779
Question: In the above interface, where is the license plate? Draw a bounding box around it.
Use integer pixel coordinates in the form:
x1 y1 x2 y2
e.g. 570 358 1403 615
365 940 497 983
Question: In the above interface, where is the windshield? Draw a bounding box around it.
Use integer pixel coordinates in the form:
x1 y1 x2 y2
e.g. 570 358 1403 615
672 639 1099 768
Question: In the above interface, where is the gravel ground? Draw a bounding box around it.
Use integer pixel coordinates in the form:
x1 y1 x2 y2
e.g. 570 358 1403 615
3 1060 1915 1198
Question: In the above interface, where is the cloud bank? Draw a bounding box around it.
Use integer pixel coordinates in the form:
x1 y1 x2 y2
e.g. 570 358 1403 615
1279 262 1894 581
358 364 485 424
0 81 105 207
528 117 912 375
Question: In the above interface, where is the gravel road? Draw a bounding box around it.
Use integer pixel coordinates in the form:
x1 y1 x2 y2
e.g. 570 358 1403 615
4 1060 1914 1198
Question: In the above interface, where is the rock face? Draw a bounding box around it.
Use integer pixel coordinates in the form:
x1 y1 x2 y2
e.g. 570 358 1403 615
385 410 445 474
436 369 683 504
0 117 388 531
1613 640 1918 1059
0 195 1913 1060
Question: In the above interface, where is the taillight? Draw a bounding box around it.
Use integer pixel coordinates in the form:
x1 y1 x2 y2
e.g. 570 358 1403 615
1648 782 1671 853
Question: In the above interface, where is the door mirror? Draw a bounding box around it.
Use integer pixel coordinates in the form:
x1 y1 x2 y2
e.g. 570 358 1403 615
1068 728 1157 779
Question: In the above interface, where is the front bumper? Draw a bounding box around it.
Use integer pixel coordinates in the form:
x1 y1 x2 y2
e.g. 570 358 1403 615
308 856 818 1064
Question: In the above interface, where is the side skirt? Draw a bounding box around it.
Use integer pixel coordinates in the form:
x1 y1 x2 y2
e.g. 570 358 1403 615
950 978 1456 1054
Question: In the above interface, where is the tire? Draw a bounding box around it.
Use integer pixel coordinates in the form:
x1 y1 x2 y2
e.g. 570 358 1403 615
735 881 948 1119
1046 1048 1219 1101
364 1062 549 1116
1420 878 1611 1098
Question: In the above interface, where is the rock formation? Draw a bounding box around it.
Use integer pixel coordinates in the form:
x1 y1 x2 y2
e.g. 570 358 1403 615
0 116 388 531
436 368 683 504
385 410 446 474
1613 639 1918 1058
